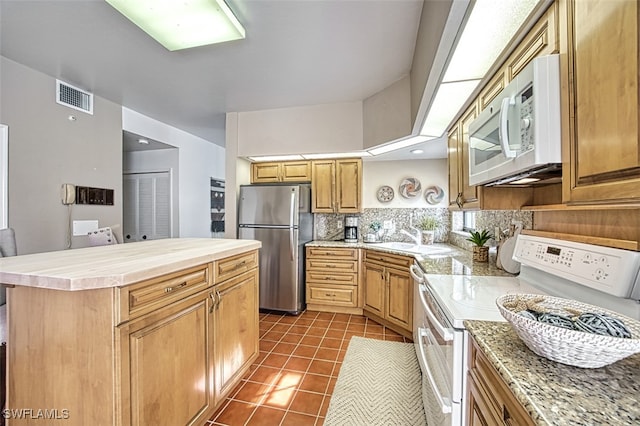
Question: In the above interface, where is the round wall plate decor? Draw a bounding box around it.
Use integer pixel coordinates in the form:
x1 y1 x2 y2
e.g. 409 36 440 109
376 185 394 203
424 185 445 205
399 177 422 199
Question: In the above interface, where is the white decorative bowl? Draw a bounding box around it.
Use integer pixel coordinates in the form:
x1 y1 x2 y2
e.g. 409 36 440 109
496 294 640 368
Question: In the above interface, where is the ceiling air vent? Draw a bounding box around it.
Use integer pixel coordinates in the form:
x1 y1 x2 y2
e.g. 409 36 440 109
56 80 93 115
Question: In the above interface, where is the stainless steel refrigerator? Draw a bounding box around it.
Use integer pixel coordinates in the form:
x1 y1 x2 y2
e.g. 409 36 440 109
238 184 313 314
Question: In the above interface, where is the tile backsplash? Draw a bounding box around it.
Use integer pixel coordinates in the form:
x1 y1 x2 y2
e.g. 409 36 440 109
314 208 450 243
314 208 533 250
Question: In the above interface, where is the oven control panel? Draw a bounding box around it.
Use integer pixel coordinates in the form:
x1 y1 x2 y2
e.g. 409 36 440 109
513 234 640 298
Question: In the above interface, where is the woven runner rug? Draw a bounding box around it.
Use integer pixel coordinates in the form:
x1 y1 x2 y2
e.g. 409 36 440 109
324 336 427 426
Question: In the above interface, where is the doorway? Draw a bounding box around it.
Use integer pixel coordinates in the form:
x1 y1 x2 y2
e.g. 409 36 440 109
123 171 172 242
122 131 179 242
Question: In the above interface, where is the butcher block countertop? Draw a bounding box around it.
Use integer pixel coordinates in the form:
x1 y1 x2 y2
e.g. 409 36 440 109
466 321 640 425
0 238 261 291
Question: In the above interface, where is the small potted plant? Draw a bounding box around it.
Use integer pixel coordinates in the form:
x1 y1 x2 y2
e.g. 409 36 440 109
366 221 383 243
416 216 439 245
466 229 493 262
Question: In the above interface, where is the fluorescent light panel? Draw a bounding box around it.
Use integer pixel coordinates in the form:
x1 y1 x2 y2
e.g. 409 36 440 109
302 152 371 160
105 0 245 51
420 80 480 136
419 0 539 138
367 136 434 156
248 155 304 162
443 0 538 83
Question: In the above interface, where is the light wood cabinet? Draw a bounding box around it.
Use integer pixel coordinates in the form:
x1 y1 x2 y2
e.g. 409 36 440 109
305 247 361 314
119 288 215 426
251 160 311 183
7 250 259 426
448 104 481 210
467 335 534 426
212 268 259 403
363 251 413 337
506 3 559 81
560 0 640 204
311 158 362 213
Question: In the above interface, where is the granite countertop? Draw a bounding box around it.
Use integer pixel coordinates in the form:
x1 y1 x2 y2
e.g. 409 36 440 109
306 240 514 277
465 321 640 425
0 238 261 291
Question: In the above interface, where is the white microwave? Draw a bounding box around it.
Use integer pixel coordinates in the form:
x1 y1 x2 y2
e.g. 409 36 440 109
468 54 561 186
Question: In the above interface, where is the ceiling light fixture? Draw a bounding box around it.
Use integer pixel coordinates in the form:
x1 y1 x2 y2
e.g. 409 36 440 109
105 0 246 51
301 152 371 160
137 138 149 145
367 135 433 156
410 149 424 154
247 155 304 162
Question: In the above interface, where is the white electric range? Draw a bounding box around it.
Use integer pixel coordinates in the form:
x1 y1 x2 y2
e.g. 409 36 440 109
410 234 640 426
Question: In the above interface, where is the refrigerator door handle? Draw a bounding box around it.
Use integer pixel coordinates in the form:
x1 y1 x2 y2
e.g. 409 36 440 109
290 191 296 228
289 191 296 261
289 228 295 261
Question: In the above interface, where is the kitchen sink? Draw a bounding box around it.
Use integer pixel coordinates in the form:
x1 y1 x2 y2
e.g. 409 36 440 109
370 242 454 256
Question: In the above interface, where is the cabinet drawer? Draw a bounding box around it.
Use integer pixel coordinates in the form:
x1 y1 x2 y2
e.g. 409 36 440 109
307 284 357 306
215 250 259 282
306 247 359 260
306 259 358 273
364 250 412 269
306 271 357 286
119 263 212 323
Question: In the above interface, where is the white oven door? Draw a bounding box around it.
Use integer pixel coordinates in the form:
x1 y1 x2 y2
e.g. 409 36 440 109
411 265 457 425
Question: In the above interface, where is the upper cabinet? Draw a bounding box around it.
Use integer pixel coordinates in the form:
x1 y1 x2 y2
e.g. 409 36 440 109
448 103 480 210
560 0 640 204
311 159 362 213
250 161 311 183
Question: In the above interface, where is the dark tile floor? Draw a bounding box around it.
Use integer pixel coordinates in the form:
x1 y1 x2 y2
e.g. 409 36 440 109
206 310 412 426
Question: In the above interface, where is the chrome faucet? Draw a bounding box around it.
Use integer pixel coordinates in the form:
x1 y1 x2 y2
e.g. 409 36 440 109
400 228 422 246
401 212 422 246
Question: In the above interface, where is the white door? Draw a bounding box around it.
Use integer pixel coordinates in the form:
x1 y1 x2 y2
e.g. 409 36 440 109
123 171 171 242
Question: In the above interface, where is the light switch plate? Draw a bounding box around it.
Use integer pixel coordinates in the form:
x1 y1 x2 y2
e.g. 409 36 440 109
73 220 99 236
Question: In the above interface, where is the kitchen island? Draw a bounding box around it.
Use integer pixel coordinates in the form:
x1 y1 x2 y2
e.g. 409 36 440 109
0 238 261 426
466 321 640 425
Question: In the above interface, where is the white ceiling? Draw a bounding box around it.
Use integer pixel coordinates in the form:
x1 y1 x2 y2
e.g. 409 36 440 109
0 0 452 158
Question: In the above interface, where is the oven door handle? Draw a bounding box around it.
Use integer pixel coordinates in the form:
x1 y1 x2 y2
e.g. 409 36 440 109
418 327 452 414
418 284 454 341
409 264 424 282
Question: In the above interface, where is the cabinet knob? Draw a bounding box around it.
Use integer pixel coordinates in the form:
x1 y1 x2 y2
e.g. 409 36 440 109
142 235 147 240
126 234 131 240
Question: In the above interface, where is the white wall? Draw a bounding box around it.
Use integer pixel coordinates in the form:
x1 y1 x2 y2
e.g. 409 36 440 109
0 56 123 254
362 159 448 208
122 108 224 238
235 102 364 157
224 113 251 238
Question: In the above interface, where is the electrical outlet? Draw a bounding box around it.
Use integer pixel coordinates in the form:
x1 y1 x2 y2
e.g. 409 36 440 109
383 220 393 230
337 220 343 229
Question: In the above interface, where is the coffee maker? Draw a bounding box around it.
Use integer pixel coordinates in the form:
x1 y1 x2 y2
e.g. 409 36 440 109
344 216 359 243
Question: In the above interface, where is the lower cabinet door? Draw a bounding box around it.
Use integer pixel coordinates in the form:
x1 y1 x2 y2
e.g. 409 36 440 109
118 290 214 426
363 262 385 316
386 267 412 331
213 269 259 402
